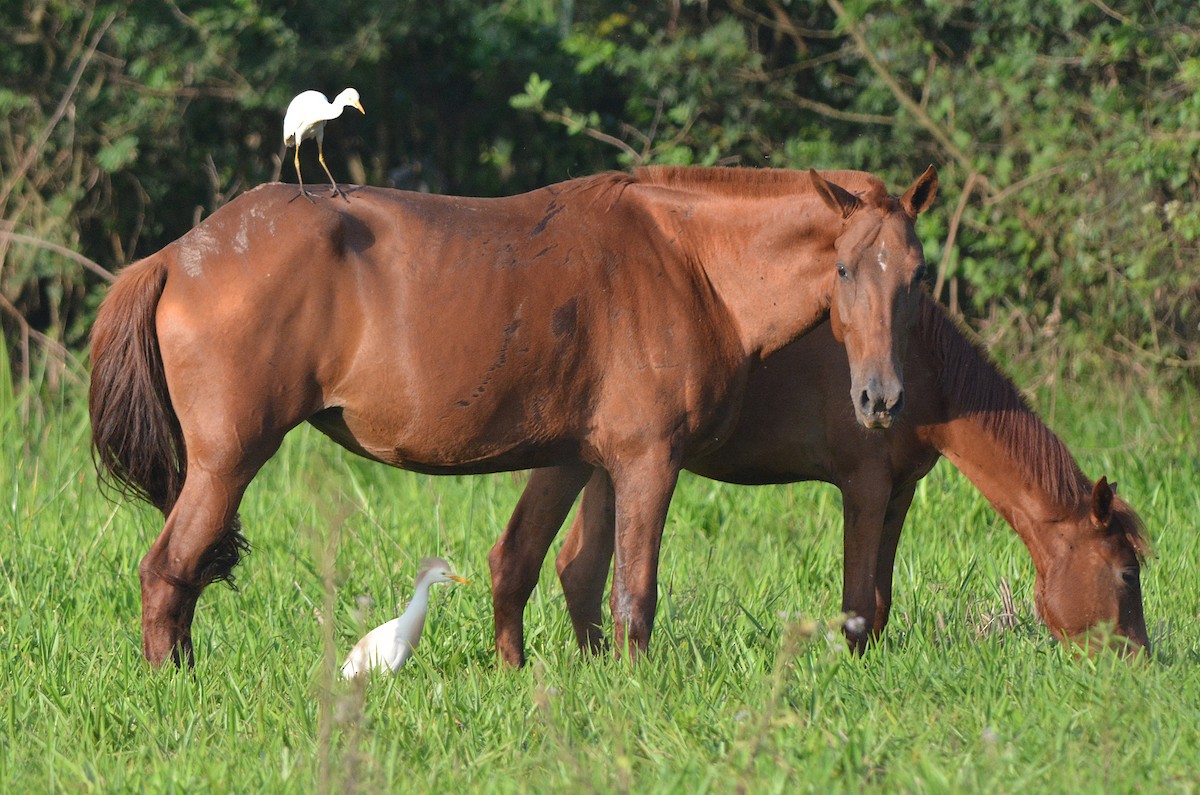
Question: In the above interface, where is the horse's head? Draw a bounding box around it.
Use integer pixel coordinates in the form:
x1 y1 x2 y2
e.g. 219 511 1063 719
1034 477 1151 654
815 166 938 429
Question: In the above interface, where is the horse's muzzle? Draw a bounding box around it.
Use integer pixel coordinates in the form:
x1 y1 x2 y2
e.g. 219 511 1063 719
854 379 904 429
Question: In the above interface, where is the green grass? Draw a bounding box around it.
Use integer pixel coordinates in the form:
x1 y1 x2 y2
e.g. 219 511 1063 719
2 357 1198 793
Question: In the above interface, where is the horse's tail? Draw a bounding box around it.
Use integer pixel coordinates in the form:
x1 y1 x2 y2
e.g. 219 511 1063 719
89 254 185 517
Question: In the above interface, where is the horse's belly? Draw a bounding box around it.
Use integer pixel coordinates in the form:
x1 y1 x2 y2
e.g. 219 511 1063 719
307 405 580 475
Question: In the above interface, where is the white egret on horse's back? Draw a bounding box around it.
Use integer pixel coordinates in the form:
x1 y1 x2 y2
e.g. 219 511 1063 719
282 87 364 201
340 558 470 679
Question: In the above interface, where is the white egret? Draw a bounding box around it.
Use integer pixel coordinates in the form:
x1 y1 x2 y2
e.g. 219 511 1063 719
282 88 365 201
340 557 470 679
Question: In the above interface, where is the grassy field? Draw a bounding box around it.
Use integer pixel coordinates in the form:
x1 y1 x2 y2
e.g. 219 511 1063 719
2 347 1198 793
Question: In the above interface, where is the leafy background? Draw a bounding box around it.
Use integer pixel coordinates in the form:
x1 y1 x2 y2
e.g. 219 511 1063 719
1 0 1197 388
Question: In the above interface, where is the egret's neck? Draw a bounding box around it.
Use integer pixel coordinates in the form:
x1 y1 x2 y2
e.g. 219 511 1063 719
404 577 434 616
397 576 434 643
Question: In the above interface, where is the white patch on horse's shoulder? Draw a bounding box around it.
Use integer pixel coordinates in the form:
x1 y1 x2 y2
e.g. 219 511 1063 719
233 218 250 255
877 244 888 272
177 225 220 277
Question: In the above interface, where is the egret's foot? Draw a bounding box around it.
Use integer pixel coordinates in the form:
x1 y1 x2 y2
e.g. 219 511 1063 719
290 188 317 204
329 183 350 202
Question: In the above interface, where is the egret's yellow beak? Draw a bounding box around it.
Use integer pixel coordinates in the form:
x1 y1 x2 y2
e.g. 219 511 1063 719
353 100 365 115
449 575 471 585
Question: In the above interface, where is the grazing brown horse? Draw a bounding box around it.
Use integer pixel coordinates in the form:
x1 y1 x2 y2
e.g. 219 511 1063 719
491 296 1150 664
89 166 938 667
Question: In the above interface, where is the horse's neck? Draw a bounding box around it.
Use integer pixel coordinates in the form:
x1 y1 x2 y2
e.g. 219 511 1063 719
650 189 837 358
919 312 1090 559
930 417 1081 556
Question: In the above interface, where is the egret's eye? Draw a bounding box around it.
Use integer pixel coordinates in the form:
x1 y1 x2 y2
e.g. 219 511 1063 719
836 262 848 280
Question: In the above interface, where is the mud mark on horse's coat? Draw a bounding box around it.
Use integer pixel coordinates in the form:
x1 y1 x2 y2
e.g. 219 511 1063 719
529 200 564 237
233 218 250 255
456 318 523 407
552 298 578 339
178 226 221 278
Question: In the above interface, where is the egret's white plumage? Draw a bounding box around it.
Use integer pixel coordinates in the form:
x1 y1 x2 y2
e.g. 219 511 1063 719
282 87 365 200
340 557 470 679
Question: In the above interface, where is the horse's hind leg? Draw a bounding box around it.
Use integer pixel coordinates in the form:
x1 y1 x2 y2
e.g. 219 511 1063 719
556 468 616 655
139 438 282 667
488 464 591 667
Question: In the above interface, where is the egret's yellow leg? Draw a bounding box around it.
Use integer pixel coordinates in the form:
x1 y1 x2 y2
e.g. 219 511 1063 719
316 137 347 200
293 144 314 202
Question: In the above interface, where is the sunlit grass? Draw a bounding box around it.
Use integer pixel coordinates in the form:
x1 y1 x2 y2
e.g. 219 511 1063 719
1 361 1197 792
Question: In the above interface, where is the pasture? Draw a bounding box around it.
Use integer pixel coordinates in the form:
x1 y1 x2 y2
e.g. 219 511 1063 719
2 348 1198 793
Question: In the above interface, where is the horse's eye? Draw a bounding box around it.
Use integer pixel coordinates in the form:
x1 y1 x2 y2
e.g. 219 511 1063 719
837 262 848 280
1120 569 1139 586
914 264 928 283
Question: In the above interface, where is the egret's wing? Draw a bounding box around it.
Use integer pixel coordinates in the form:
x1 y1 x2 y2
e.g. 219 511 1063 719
341 617 401 678
282 91 338 144
382 638 415 672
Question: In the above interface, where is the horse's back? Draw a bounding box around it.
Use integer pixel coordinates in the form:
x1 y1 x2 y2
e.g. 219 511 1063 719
149 181 733 472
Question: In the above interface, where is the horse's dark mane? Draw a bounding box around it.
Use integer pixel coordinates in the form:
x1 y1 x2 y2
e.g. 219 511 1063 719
918 297 1150 551
915 297 1090 509
559 171 638 210
634 165 891 203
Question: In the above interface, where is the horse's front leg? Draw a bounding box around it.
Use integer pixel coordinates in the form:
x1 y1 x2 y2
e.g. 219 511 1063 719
140 470 252 667
556 468 617 655
488 463 592 667
870 482 917 637
609 449 681 659
838 468 893 653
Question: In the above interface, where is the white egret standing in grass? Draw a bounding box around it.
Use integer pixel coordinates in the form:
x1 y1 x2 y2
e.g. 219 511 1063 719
340 557 470 679
282 87 365 201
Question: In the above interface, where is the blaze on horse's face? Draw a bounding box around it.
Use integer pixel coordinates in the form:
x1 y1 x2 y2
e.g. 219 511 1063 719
817 166 938 429
1035 478 1151 655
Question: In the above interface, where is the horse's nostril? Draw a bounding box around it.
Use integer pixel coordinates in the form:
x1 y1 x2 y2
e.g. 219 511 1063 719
859 390 872 411
892 390 904 416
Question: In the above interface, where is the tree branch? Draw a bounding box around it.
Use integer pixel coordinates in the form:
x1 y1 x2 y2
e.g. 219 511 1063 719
1085 0 1134 26
0 227 115 283
779 87 896 126
933 171 982 310
0 13 116 210
537 110 643 163
0 292 83 384
825 0 986 185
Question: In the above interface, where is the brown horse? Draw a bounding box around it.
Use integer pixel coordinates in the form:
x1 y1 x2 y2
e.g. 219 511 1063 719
490 295 1150 665
89 166 938 667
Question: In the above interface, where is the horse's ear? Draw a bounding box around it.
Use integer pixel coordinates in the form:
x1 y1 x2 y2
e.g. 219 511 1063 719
810 169 859 219
900 165 938 219
1091 476 1115 527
